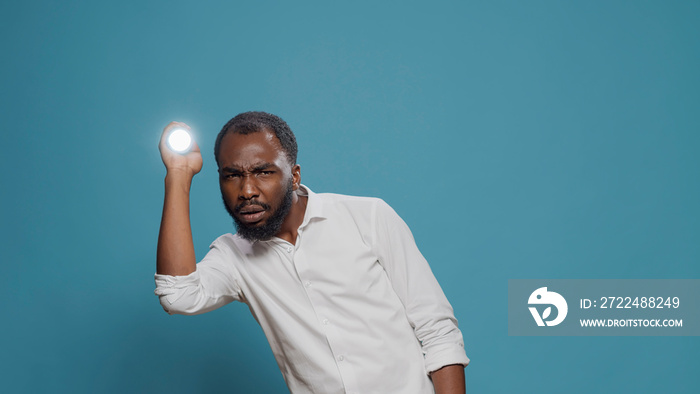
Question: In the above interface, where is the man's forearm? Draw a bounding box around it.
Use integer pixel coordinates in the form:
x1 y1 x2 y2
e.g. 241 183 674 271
156 171 197 276
431 364 465 394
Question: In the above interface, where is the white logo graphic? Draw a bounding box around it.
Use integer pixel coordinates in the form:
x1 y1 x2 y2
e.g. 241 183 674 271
528 287 568 326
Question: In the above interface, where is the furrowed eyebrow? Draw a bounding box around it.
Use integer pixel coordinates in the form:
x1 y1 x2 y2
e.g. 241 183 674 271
252 163 275 172
219 166 240 174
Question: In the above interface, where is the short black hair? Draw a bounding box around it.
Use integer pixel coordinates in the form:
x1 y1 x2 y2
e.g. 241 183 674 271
214 111 298 166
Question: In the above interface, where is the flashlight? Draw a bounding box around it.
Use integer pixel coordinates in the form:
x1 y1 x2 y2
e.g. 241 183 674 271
167 128 193 153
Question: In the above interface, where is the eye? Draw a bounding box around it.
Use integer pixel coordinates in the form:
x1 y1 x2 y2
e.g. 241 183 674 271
259 171 274 176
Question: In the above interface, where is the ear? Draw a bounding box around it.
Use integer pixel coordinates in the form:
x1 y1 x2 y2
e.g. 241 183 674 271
291 164 301 190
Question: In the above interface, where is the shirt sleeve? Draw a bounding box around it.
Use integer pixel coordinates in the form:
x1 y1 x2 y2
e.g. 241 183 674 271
154 236 244 315
372 199 470 374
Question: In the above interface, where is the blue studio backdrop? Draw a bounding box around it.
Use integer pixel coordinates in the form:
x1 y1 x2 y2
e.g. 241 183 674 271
1 1 698 393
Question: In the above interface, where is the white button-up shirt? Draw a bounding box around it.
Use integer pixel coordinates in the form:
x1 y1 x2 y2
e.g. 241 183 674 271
155 186 469 393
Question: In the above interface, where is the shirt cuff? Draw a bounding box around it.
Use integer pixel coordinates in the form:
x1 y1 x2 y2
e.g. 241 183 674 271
154 270 201 308
424 342 470 374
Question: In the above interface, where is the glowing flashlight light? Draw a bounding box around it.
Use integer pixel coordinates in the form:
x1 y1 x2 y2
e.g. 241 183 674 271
167 128 193 153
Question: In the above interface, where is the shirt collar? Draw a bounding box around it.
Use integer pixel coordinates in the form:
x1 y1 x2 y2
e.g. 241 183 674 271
298 184 326 229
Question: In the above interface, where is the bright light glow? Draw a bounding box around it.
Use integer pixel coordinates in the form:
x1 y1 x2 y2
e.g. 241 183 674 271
167 128 192 153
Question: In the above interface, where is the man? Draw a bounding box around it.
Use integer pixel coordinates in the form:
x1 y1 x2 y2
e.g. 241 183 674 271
155 112 469 393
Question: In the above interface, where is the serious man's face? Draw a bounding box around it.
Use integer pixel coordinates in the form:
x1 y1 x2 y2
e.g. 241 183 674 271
217 130 298 242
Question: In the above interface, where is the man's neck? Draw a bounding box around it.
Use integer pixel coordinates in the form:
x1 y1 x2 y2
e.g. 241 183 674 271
275 191 308 244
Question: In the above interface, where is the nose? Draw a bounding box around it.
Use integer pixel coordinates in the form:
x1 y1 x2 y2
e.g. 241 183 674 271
239 175 260 200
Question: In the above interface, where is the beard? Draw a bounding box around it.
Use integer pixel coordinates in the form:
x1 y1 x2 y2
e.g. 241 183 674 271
222 180 295 242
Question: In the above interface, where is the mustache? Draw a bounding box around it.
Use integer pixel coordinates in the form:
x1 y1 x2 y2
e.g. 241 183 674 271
233 200 272 213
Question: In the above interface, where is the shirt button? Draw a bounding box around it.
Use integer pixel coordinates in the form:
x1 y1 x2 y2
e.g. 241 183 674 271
323 319 329 325
304 282 311 288
286 246 292 253
337 355 344 361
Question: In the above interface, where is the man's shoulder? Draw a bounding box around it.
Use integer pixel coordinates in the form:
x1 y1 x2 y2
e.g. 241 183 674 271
314 191 391 214
315 191 383 204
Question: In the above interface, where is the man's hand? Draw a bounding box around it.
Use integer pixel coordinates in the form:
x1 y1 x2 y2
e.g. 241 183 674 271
431 364 465 394
159 121 203 177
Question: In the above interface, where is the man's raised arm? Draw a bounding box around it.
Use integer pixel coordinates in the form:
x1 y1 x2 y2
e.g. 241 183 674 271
156 121 202 276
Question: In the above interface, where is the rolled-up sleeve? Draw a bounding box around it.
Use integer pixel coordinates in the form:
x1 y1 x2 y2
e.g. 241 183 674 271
373 200 470 374
154 236 244 315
